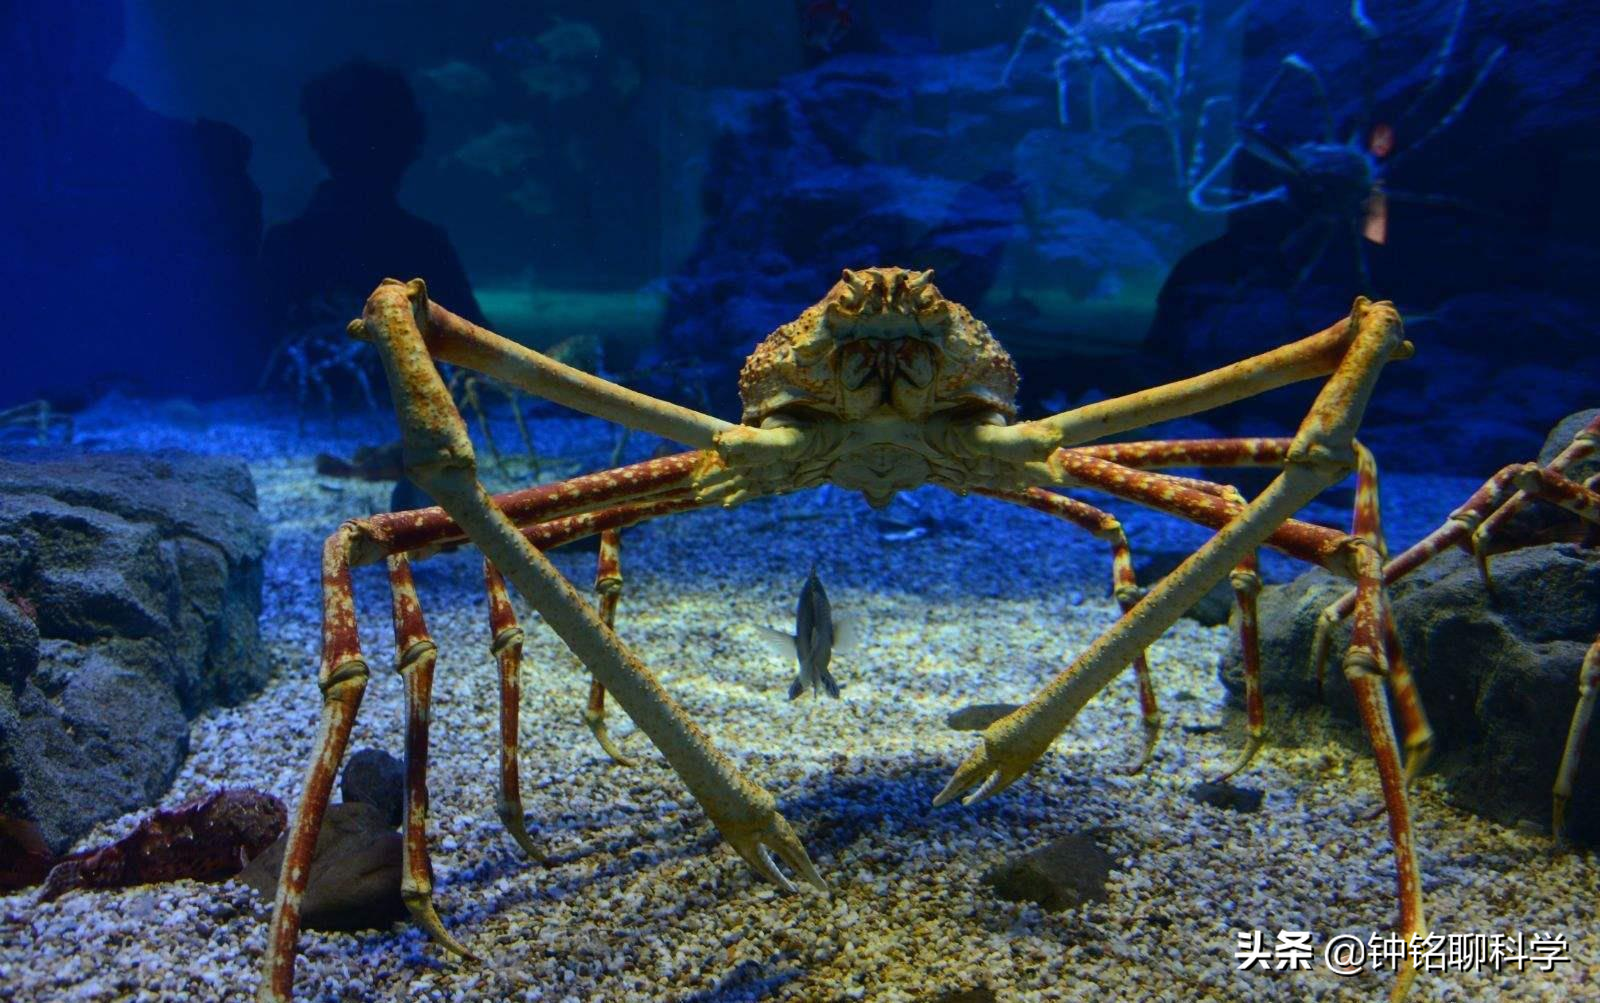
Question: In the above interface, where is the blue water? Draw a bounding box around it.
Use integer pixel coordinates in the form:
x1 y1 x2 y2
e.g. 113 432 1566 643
3 0 1595 472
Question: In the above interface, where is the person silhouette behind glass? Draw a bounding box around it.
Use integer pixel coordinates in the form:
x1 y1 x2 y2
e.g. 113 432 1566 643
262 59 487 399
0 0 264 406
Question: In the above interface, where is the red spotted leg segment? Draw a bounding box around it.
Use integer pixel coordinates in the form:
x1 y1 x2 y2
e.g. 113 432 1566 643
483 560 540 859
387 553 477 960
585 529 637 766
260 525 372 1002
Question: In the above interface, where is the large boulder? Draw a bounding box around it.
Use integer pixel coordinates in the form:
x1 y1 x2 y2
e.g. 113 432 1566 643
1219 542 1600 844
0 452 269 853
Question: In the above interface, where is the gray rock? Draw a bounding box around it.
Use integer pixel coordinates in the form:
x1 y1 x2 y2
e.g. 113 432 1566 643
0 592 38 685
1219 542 1600 844
0 451 268 853
1188 782 1264 813
239 802 406 932
341 748 406 828
982 833 1114 913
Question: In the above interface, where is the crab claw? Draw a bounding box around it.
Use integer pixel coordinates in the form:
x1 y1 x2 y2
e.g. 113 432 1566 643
932 733 1035 808
718 809 829 896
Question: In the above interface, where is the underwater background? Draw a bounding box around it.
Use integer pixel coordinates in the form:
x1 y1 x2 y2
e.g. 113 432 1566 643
5 0 1598 468
3 1 1600 1001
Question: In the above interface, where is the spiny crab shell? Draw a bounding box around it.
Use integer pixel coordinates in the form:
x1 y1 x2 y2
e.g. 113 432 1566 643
737 267 1020 428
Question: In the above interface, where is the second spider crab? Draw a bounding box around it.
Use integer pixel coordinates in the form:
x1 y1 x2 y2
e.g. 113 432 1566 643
258 266 1584 1002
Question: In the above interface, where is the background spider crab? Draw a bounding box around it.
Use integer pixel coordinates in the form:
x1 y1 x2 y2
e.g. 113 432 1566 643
258 266 1590 1001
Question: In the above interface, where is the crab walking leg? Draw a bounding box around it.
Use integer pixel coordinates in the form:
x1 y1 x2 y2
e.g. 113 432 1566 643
1504 464 1600 840
942 299 1420 992
483 561 540 859
1344 545 1427 1001
1196 481 1269 782
938 293 1405 804
1072 436 1299 469
935 460 1343 810
1219 544 1265 781
260 525 371 1003
962 297 1413 464
1470 411 1600 552
1078 433 1431 769
349 278 734 450
1347 445 1433 783
359 278 825 894
1512 464 1600 524
1072 448 1433 785
1118 474 1269 779
386 553 477 960
975 487 1163 771
360 451 708 564
585 529 637 767
1555 641 1600 841
1308 463 1527 679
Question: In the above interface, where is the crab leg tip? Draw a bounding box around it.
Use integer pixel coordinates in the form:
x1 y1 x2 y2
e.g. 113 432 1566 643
930 773 969 809
405 891 481 963
584 712 638 768
1211 733 1266 784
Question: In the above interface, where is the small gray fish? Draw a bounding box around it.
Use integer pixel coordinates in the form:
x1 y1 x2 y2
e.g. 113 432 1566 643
758 566 856 700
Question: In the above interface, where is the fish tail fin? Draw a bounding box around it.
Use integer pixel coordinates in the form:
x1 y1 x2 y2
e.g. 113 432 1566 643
788 673 806 700
820 666 841 699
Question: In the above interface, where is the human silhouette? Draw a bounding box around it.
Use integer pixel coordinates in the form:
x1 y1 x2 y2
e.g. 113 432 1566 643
262 59 487 375
0 0 265 407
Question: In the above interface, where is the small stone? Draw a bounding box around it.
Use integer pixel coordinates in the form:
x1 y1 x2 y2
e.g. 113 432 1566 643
983 833 1114 912
1188 782 1264 813
341 748 405 828
931 988 997 1003
945 704 1020 731
239 802 405 932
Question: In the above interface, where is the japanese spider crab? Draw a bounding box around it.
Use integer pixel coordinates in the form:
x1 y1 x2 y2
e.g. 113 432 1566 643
259 267 1589 1001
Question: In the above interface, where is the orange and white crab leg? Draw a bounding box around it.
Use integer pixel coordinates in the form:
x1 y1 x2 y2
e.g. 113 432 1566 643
939 297 1405 803
349 278 734 449
387 553 478 960
356 279 825 902
973 486 1163 771
1556 640 1600 842
260 525 371 1002
482 561 541 859
1342 535 1426 999
943 297 1422 998
1470 411 1600 553
261 468 733 1000
584 529 637 766
1070 436 1433 777
961 297 1413 465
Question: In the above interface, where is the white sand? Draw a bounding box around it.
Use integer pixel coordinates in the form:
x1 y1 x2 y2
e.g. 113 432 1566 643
1 406 1595 1002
